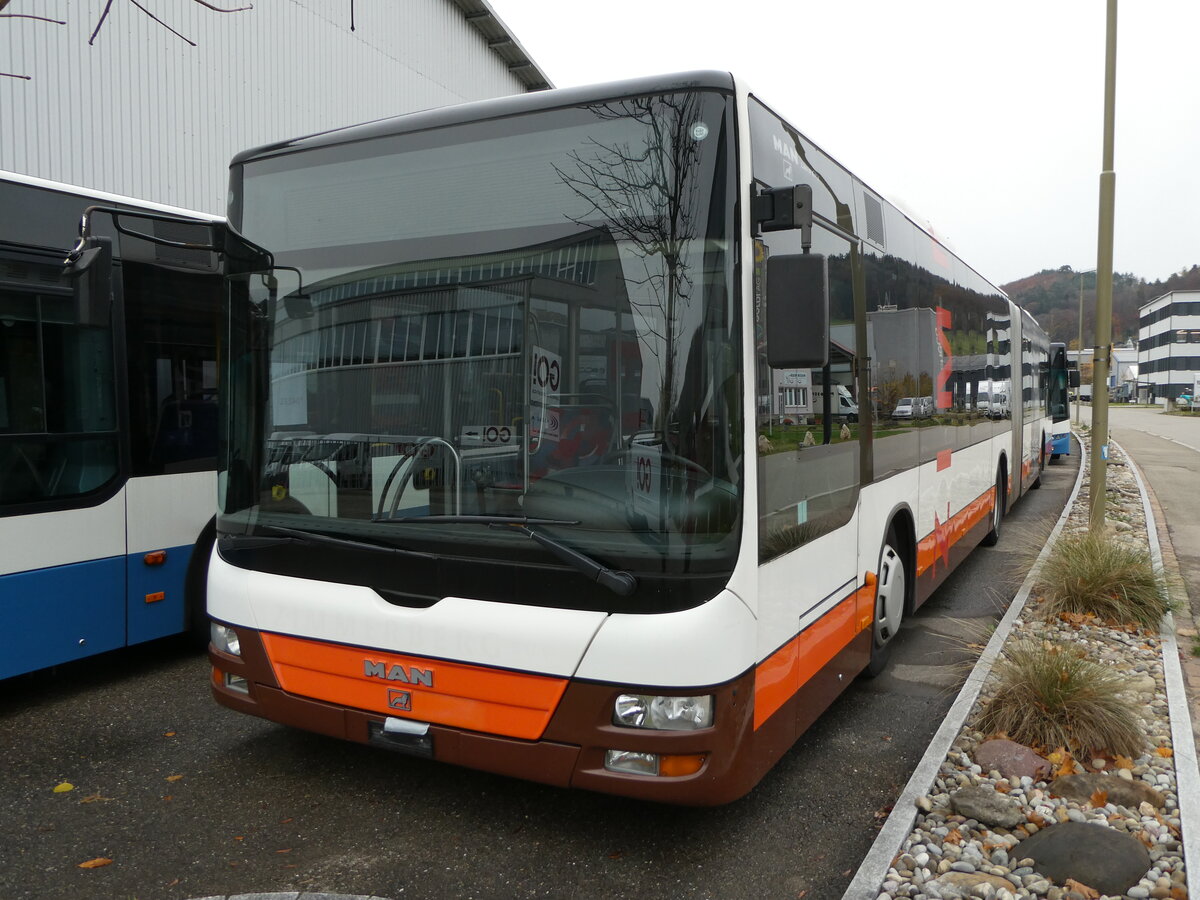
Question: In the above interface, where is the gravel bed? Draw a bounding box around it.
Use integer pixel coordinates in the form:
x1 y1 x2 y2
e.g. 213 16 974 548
875 434 1188 900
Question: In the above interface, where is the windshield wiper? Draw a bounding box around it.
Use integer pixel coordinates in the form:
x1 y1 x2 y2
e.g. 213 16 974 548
371 514 579 526
223 523 433 558
499 523 637 598
371 514 637 597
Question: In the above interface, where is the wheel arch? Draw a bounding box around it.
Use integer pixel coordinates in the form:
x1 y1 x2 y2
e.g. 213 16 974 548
185 516 217 645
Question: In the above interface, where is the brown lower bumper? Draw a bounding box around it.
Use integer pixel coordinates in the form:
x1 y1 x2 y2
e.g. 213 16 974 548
210 624 866 805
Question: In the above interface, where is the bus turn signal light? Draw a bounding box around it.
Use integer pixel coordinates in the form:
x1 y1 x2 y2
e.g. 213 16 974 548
659 754 706 777
143 551 167 566
145 592 165 603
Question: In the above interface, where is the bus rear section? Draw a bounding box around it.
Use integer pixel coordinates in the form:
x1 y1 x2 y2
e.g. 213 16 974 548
0 173 222 679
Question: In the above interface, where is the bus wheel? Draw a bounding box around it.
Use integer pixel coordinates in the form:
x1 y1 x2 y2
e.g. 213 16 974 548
865 525 906 677
982 467 1005 546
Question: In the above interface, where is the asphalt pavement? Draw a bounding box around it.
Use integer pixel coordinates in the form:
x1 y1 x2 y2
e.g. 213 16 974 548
0 445 1083 900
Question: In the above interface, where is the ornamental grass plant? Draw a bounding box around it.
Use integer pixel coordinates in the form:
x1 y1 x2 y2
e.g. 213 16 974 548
1037 531 1170 629
976 639 1145 758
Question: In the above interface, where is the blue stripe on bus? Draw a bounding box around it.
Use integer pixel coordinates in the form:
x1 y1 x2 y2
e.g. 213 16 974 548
0 556 126 679
126 543 194 646
0 543 195 679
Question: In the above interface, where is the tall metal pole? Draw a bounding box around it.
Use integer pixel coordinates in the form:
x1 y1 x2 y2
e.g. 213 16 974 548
1089 0 1118 534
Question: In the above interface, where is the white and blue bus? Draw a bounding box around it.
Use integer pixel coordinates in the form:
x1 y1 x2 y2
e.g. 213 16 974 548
0 171 221 679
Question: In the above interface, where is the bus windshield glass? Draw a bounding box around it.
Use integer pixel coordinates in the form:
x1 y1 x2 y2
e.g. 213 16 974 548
221 89 741 599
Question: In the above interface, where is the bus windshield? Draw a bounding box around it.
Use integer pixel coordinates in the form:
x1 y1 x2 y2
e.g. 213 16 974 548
221 89 741 608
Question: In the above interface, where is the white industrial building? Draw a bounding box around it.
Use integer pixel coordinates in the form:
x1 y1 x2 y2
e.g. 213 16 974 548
1137 290 1200 402
0 0 549 214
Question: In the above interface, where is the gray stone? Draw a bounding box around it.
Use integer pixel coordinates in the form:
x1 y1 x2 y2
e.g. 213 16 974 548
948 785 1026 829
1050 773 1166 809
973 739 1054 781
1013 822 1152 897
936 873 1019 893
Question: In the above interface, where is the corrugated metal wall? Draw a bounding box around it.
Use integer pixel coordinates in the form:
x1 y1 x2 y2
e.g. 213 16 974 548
1 0 532 214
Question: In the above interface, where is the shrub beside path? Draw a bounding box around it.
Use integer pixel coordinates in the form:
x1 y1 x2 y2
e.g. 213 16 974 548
845 433 1200 900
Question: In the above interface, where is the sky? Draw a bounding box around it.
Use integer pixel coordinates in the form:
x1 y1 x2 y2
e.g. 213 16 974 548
488 0 1200 287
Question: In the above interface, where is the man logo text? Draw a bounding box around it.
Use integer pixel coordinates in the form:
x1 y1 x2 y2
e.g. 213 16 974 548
364 660 433 687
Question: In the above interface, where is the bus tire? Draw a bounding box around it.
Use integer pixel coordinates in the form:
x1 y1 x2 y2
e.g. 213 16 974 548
865 523 907 677
981 466 1005 547
185 517 216 649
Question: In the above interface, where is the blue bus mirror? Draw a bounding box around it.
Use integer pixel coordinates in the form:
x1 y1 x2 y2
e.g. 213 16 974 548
63 236 114 328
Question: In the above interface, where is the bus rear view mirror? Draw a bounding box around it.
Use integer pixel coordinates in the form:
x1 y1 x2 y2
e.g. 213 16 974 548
63 236 114 328
766 253 829 368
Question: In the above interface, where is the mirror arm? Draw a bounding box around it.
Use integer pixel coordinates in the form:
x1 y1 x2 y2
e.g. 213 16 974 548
65 205 218 264
810 209 858 247
752 184 813 250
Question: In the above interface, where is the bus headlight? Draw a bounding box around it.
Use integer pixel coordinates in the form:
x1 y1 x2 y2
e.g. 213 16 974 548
613 694 713 730
211 622 241 657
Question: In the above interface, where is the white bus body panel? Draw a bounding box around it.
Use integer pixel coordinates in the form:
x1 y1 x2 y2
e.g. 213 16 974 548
756 513 859 664
0 488 126 576
207 550 607 677
573 588 757 688
124 472 216 554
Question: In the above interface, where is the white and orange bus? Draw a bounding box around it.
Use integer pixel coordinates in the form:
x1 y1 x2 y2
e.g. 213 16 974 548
179 72 1063 803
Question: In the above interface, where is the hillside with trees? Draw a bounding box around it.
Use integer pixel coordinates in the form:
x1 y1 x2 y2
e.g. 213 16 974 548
1001 264 1200 347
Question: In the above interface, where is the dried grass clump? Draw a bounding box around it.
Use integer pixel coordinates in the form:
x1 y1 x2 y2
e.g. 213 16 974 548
1038 532 1170 629
977 639 1145 758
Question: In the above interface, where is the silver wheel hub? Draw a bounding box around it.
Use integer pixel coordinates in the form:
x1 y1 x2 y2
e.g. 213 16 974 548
875 543 905 646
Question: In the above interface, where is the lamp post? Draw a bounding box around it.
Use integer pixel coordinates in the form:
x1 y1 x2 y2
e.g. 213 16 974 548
1089 0 1118 535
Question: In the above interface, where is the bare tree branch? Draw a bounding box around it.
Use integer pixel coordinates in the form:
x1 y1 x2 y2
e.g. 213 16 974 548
88 0 253 48
0 14 67 24
128 0 197 46
88 0 116 45
190 0 253 11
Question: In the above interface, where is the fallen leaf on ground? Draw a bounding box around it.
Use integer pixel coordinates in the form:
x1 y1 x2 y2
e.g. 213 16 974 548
79 793 112 804
163 731 176 737
1114 754 1135 769
52 782 74 793
1157 747 1174 758
275 848 292 854
1064 879 1099 899
77 857 112 869
165 774 184 782
1090 789 1109 807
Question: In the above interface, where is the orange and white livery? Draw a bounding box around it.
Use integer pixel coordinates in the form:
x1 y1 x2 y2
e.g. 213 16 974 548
206 72 1064 804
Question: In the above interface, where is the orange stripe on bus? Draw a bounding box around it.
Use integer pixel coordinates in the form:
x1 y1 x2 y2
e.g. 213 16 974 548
753 577 875 731
260 633 568 741
916 485 995 577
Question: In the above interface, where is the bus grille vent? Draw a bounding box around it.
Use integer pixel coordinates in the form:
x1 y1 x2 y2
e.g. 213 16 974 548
864 193 885 246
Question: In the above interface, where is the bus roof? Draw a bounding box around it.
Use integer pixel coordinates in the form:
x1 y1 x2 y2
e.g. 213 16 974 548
229 71 737 168
0 169 221 223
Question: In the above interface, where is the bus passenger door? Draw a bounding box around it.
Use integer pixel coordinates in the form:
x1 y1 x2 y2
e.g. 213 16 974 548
116 222 223 645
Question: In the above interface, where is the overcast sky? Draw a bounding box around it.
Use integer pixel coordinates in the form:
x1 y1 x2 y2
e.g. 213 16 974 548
489 0 1199 287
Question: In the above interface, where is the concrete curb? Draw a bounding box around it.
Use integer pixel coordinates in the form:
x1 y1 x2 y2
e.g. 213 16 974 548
841 441 1088 900
189 894 392 900
1120 439 1200 900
